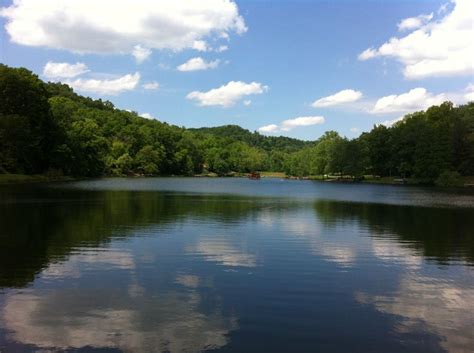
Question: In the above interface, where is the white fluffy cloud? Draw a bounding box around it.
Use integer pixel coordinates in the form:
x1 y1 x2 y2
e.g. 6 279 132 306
192 40 209 52
0 0 246 58
142 82 160 90
258 124 279 133
379 116 405 127
139 112 157 120
281 116 325 131
465 84 474 102
312 89 363 107
397 13 433 31
66 72 140 95
177 57 220 72
258 116 325 134
42 61 142 96
371 87 446 114
358 48 377 61
359 0 473 79
132 45 152 63
43 61 89 79
187 81 268 107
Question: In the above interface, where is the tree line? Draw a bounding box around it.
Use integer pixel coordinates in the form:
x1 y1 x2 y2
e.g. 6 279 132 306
1 64 473 184
283 103 474 185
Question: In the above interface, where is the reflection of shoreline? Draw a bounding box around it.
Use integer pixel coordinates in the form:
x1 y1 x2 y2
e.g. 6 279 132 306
0 181 472 352
1 189 473 292
0 188 278 289
314 200 474 265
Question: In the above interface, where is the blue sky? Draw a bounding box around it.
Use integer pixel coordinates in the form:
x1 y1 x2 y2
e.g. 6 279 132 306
1 0 472 140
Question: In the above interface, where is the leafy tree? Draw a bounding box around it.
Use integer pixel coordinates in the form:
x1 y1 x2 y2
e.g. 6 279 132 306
67 119 107 176
312 131 343 176
362 125 392 176
206 147 231 175
133 145 164 175
0 65 57 173
1 64 473 184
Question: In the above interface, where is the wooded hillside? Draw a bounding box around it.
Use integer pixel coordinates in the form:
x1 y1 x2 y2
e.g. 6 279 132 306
1 64 473 184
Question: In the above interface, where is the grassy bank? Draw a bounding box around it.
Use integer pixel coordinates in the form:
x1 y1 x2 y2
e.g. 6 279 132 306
260 172 286 178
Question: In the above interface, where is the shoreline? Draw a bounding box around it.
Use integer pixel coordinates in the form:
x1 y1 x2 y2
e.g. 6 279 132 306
1 173 473 189
0 174 76 185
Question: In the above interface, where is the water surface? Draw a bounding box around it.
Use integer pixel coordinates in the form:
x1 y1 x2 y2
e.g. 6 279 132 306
0 178 473 353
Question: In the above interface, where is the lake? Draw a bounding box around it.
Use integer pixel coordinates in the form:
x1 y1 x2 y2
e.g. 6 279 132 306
0 178 473 353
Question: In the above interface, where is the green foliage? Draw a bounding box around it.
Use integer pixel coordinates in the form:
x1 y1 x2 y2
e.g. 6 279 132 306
281 102 474 183
360 125 392 176
1 64 473 183
205 147 231 175
135 145 165 175
0 65 57 173
191 124 312 153
435 171 464 187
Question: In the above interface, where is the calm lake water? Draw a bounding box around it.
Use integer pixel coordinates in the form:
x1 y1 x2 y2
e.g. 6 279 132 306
1 178 473 353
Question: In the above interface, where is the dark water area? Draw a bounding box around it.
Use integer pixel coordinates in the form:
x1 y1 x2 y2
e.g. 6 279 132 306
0 178 473 353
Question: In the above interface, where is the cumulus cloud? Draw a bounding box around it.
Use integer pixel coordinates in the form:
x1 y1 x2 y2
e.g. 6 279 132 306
358 48 377 61
192 40 209 52
311 89 363 108
465 83 474 102
139 113 156 120
243 100 252 106
281 116 325 131
43 61 89 79
177 57 220 72
371 87 446 114
438 2 451 14
358 0 473 79
0 0 247 58
66 72 140 95
258 116 325 134
132 45 152 63
397 13 433 31
258 124 279 133
142 82 160 90
216 45 228 52
379 116 405 127
187 81 268 107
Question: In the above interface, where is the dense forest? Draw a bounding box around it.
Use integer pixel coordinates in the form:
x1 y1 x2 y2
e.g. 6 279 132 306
1 64 473 185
